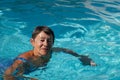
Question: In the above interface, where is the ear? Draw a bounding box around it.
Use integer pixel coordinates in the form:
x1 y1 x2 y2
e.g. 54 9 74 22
30 38 35 46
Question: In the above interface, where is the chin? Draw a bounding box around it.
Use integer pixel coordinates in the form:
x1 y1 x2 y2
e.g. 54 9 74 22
40 51 49 56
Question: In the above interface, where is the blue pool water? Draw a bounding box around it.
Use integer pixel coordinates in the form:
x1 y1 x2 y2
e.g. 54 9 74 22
0 0 120 80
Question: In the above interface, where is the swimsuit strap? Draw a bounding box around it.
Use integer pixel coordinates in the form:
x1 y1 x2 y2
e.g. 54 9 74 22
14 57 28 63
14 57 37 73
14 57 34 67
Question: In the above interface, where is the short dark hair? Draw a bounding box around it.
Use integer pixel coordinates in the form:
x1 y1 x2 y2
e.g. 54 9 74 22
32 26 55 43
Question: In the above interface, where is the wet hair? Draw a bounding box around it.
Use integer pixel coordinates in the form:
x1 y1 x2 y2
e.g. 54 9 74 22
32 26 55 43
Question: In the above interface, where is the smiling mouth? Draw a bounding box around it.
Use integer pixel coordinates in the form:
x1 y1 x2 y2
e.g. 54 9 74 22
41 48 49 51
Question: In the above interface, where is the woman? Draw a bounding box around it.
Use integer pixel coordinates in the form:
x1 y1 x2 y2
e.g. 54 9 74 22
4 26 96 80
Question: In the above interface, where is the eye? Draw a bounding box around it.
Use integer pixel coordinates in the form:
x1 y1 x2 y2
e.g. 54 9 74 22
48 40 52 42
40 39 45 42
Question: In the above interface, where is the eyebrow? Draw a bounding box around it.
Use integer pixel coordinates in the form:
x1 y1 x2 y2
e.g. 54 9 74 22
39 37 51 40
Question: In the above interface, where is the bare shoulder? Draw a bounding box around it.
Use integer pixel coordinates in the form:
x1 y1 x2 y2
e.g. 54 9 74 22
11 51 33 67
18 50 33 59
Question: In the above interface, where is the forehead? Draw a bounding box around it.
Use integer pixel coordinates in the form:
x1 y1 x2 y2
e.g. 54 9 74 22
36 31 52 39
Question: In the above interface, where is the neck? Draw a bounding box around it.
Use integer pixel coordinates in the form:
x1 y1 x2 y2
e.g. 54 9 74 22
31 50 41 57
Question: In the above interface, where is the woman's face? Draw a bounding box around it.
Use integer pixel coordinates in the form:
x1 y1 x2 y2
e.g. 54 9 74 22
31 31 54 56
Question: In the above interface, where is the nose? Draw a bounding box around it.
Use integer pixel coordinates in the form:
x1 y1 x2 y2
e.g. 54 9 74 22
43 40 48 46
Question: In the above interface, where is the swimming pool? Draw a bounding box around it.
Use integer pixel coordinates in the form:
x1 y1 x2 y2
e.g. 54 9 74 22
0 0 120 80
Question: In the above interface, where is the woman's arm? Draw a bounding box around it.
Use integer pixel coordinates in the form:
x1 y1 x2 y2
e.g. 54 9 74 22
4 60 24 80
52 47 96 66
4 60 38 80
